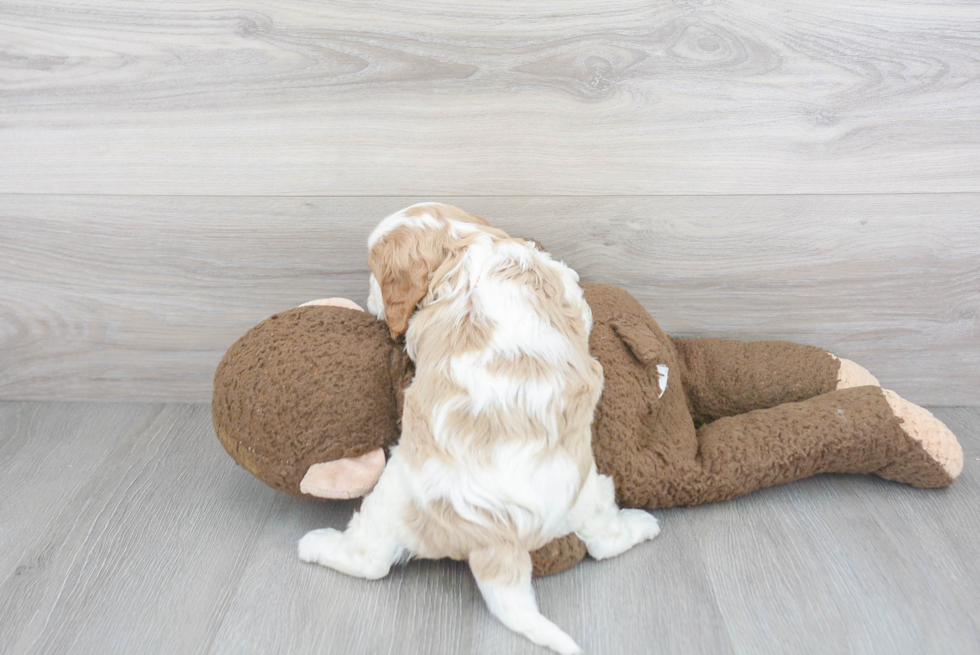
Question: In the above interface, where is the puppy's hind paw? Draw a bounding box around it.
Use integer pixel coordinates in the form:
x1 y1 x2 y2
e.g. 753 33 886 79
627 509 662 541
298 528 344 565
585 509 660 561
298 527 395 579
619 509 661 548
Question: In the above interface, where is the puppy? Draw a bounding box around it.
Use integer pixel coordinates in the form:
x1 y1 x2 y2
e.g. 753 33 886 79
299 203 660 654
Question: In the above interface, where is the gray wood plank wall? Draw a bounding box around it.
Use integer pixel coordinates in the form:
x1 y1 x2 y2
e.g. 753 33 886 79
3 0 979 195
1 1 978 405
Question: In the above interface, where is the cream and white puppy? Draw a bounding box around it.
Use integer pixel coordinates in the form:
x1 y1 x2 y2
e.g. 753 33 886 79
298 203 660 655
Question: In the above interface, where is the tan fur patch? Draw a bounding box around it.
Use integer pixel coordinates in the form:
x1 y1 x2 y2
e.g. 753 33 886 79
485 355 555 381
367 225 447 338
368 208 506 339
441 401 554 451
409 301 495 365
468 542 532 585
404 203 490 227
397 383 458 470
491 259 588 341
404 499 543 584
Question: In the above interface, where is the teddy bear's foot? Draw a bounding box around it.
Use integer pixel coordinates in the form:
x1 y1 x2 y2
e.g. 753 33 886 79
834 356 881 389
876 389 963 487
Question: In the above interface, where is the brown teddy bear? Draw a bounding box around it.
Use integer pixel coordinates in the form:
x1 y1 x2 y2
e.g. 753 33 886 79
212 284 962 576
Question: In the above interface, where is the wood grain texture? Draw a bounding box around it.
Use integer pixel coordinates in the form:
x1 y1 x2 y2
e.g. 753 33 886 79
0 403 282 655
687 405 980 655
0 402 977 654
2 194 977 404
1 0 979 195
0 402 164 651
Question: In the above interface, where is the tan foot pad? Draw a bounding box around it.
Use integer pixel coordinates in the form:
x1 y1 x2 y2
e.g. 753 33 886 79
883 389 964 482
299 298 364 311
834 356 881 389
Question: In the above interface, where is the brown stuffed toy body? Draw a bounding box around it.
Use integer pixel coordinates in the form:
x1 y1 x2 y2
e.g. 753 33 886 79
213 284 963 576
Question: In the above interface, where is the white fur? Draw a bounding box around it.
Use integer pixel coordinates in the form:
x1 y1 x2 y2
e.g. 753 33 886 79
367 272 385 320
413 441 584 538
302 204 660 654
656 365 669 398
298 453 412 578
566 465 661 561
476 573 584 655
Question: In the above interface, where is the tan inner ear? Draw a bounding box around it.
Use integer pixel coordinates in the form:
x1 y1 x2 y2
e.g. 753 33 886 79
299 448 386 499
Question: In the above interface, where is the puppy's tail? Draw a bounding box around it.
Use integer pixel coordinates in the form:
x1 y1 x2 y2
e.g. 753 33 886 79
469 544 583 655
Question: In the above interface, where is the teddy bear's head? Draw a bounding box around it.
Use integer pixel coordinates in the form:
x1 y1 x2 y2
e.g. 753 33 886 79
212 301 413 499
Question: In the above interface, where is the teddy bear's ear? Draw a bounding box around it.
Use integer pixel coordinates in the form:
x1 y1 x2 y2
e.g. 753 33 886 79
610 317 665 367
299 449 386 499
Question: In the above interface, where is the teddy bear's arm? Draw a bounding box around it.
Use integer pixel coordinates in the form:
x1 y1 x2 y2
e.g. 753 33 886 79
670 337 844 426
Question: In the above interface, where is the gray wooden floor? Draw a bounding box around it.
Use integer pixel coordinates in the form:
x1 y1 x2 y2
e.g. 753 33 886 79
1 401 977 655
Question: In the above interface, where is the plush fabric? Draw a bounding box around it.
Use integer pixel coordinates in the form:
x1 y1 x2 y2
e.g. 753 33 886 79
213 307 412 496
212 283 961 576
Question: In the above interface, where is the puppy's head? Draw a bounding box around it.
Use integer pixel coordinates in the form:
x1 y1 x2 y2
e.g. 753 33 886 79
367 203 491 340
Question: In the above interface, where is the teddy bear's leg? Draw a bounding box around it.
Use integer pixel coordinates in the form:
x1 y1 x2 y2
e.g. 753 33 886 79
670 337 877 425
297 457 411 579
685 386 963 506
470 544 582 655
565 465 661 560
529 534 587 577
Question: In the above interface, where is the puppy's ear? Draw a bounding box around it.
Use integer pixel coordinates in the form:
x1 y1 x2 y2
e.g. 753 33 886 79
380 268 429 339
369 230 441 340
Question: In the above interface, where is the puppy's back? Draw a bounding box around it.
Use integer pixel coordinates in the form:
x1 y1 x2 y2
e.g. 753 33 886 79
399 234 603 553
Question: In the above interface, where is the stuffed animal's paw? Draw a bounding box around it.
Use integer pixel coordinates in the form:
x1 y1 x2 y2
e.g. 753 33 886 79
834 356 880 389
880 389 963 484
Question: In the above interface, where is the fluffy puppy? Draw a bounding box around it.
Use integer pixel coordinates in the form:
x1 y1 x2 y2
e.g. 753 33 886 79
299 203 660 654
